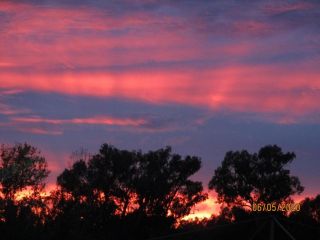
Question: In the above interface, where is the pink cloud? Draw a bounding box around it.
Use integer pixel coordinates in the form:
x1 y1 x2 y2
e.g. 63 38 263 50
0 2 258 70
1 1 320 125
264 2 314 15
0 103 30 115
233 20 273 36
12 116 148 127
1 64 319 122
17 127 64 136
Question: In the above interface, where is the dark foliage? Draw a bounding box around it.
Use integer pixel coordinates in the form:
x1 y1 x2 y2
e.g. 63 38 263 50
0 143 50 240
209 145 304 208
50 144 207 240
0 143 319 240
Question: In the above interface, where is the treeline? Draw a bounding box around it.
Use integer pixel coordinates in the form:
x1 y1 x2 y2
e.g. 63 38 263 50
0 143 319 240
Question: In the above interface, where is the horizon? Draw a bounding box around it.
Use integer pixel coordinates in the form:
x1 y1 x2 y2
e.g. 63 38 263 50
2 142 315 221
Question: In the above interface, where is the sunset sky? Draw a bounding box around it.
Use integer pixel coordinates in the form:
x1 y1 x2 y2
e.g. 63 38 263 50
1 0 320 218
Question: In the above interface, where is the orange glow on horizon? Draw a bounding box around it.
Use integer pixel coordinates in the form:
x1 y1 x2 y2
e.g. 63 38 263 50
183 192 220 221
5 184 317 223
182 191 317 221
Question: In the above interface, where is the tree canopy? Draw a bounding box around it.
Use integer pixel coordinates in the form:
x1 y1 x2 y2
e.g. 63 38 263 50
0 143 50 239
0 142 318 240
209 145 304 208
290 194 320 225
0 143 49 199
54 144 207 239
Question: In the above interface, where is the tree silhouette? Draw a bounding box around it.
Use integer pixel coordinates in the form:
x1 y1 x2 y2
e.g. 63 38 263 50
0 143 50 239
209 145 304 208
132 146 207 219
88 144 137 218
290 194 320 225
53 144 207 239
0 142 317 239
0 143 49 200
128 146 207 239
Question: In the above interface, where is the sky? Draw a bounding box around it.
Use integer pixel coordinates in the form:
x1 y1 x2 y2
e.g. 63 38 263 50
1 0 320 218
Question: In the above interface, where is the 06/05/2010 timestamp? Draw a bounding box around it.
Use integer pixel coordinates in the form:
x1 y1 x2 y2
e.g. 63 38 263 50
251 203 301 212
